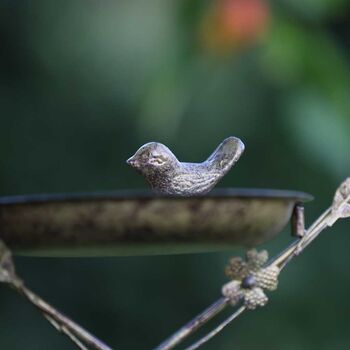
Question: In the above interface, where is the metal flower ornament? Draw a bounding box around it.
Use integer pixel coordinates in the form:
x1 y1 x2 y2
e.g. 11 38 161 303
222 249 280 310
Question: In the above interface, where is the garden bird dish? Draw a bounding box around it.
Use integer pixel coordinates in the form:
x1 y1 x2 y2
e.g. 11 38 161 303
0 189 312 256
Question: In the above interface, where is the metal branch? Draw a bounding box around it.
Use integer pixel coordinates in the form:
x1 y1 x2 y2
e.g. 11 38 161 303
0 241 113 350
44 314 89 350
183 306 246 350
153 297 230 350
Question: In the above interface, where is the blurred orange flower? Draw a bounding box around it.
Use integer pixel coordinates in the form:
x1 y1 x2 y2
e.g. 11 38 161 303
200 0 270 54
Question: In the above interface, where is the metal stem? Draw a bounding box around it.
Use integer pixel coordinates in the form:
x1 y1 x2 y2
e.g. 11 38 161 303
153 297 230 350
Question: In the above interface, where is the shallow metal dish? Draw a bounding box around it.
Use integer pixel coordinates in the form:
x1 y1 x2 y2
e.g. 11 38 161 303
0 188 312 256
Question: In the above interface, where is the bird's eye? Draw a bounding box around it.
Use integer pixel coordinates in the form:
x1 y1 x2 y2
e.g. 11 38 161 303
149 155 166 166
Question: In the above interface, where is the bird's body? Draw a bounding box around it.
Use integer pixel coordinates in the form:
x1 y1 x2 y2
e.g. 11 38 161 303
149 162 222 196
127 136 245 196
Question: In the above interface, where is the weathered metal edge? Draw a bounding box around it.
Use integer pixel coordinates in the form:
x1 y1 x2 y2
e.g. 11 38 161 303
0 188 313 205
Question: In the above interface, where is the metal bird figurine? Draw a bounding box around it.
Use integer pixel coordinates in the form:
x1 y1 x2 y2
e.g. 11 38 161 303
127 136 245 196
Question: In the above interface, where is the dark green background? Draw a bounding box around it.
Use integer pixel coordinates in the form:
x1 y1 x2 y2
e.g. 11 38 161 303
1 1 350 349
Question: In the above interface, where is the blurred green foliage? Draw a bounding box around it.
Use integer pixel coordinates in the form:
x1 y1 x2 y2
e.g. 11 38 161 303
1 0 350 349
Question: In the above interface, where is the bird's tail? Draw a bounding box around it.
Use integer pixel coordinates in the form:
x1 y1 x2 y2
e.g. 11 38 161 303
206 136 245 173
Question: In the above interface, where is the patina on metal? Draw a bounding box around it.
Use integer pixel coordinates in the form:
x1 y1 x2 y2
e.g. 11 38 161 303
127 137 245 196
0 189 312 257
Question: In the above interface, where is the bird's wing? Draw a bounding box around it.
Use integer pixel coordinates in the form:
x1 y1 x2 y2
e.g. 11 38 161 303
172 171 222 195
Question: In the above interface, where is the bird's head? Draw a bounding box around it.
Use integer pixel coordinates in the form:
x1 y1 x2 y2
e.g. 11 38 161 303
127 142 179 178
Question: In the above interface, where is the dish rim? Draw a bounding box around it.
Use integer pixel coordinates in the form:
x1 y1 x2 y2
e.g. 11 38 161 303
0 188 313 205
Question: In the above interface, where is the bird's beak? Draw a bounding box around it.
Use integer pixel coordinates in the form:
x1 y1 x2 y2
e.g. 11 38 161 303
126 157 138 168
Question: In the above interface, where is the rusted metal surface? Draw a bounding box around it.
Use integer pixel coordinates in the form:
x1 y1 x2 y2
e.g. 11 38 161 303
0 189 312 256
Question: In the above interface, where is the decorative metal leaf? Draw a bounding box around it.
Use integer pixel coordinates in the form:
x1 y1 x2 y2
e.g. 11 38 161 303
332 177 350 219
